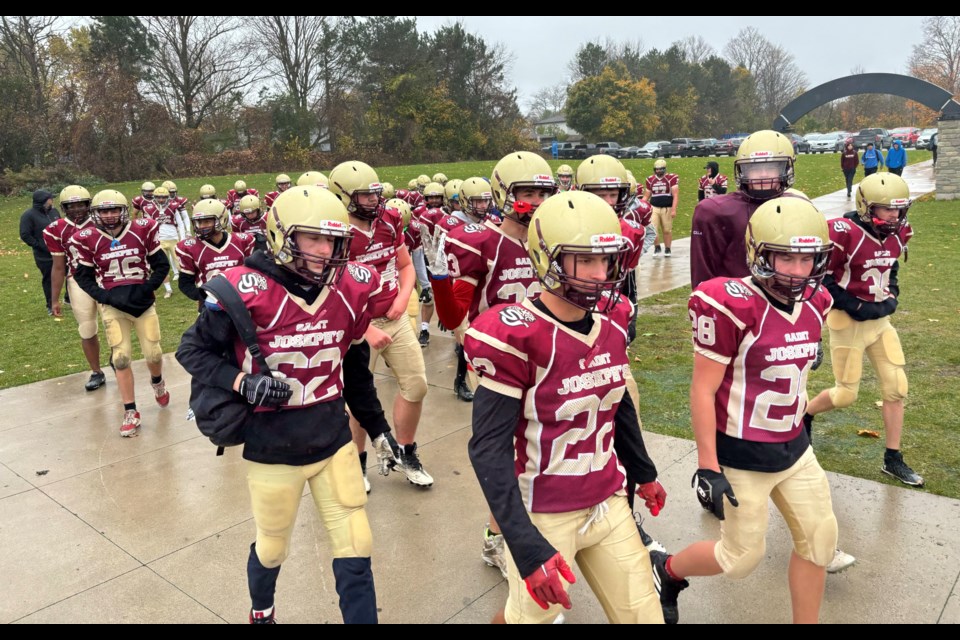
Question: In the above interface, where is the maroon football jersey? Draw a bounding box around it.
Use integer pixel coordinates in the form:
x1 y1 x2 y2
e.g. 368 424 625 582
226 188 260 212
176 232 255 287
404 219 422 252
645 173 679 208
230 213 267 235
141 200 180 227
131 194 151 214
689 277 833 444
623 197 653 227
828 217 912 303
173 196 189 211
398 189 423 209
44 217 93 277
71 219 161 290
619 217 645 271
444 220 541 322
347 208 405 318
412 206 447 237
464 298 636 513
220 262 379 411
263 190 280 209
698 174 728 199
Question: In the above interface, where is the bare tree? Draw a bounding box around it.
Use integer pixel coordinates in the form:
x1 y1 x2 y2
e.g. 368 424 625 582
724 27 806 122
527 84 568 121
0 16 59 158
254 16 327 111
141 16 266 129
909 16 960 95
679 35 715 65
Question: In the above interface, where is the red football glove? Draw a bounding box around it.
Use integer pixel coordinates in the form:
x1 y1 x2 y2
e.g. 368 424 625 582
524 552 576 610
637 479 667 517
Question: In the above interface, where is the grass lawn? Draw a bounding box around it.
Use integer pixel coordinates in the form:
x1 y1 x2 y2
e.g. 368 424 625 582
0 152 949 496
630 199 960 499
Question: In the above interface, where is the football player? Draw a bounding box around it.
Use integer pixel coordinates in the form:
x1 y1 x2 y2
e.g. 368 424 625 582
412 182 448 347
225 180 259 214
230 194 268 252
263 174 293 209
176 186 380 624
160 180 188 216
44 185 106 391
698 161 729 201
176 199 255 308
71 190 171 437
556 164 575 192
421 152 558 578
131 181 155 218
330 160 433 488
652 197 838 624
690 130 797 288
465 190 665 624
141 186 190 298
643 159 679 257
804 173 922 487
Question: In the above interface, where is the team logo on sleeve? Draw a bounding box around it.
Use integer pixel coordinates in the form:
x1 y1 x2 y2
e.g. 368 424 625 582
347 263 372 284
833 220 849 233
237 272 268 294
235 233 249 241
462 224 484 234
79 228 92 238
183 238 196 247
136 218 150 227
499 306 536 327
724 280 754 299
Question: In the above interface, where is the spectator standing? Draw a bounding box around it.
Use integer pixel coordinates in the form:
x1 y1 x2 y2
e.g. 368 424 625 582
19 189 60 314
861 143 884 177
841 141 859 198
885 139 907 176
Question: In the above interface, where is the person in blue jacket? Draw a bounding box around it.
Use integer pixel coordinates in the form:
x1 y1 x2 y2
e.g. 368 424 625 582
885 139 907 176
861 143 884 177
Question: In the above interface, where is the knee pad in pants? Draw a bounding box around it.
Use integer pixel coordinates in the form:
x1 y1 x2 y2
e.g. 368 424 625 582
796 513 839 568
255 533 289 569
877 329 908 402
828 345 862 409
718 538 766 580
105 318 131 370
139 312 163 364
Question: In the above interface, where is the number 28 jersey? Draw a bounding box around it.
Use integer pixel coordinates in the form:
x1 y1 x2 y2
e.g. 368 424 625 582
689 277 832 444
71 219 161 290
464 297 636 513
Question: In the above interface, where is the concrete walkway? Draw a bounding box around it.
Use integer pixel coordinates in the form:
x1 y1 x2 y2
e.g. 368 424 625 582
1 161 955 624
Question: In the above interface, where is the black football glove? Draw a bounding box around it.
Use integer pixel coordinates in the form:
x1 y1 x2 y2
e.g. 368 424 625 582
239 374 293 407
811 338 824 371
692 468 739 521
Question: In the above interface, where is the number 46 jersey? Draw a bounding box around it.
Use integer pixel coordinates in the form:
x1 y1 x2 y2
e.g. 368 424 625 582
71 218 161 290
464 297 635 514
689 277 832 444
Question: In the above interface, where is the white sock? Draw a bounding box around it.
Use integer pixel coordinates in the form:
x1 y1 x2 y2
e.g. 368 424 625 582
164 283 172 292
421 322 429 331
252 605 274 618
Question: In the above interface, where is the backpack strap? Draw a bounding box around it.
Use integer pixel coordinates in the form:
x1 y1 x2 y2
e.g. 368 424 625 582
201 275 272 377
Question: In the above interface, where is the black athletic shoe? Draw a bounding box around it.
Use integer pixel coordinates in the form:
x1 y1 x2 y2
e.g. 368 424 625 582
882 451 924 487
650 550 689 625
418 329 430 347
454 378 474 402
84 371 106 391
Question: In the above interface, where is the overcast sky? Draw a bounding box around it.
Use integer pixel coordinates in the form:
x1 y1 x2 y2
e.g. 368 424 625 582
414 16 927 109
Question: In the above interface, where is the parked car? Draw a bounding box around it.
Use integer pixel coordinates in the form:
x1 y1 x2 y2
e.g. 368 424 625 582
713 139 737 156
787 133 811 154
916 128 938 149
807 134 841 153
890 127 921 147
688 138 720 157
852 128 892 149
595 141 626 158
660 138 692 158
572 143 597 159
556 142 578 159
635 141 670 158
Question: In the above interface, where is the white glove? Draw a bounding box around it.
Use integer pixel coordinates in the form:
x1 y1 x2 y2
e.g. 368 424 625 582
423 228 449 277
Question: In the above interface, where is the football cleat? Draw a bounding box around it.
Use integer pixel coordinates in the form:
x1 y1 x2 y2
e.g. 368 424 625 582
152 380 170 407
481 527 508 579
85 371 106 392
395 443 433 487
120 410 141 437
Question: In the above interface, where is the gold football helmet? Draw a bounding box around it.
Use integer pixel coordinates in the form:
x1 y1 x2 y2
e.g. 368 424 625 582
329 161 384 221
490 151 557 226
745 196 832 302
91 189 130 231
855 173 911 237
267 185 354 286
528 191 629 312
734 130 796 200
459 177 493 223
192 198 229 240
59 185 92 224
576 154 631 216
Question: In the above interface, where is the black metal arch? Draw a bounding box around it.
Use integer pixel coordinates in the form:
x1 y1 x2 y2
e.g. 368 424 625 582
773 73 960 131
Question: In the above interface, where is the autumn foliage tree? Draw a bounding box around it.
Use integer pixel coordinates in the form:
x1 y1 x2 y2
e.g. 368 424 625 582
566 63 659 143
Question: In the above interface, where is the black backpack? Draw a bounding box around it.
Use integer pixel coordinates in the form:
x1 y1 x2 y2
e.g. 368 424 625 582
189 276 275 456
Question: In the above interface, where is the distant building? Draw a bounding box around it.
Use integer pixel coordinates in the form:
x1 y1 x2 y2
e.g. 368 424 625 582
533 113 581 143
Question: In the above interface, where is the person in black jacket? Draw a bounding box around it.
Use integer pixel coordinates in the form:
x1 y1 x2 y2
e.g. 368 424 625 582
19 189 60 313
176 186 382 624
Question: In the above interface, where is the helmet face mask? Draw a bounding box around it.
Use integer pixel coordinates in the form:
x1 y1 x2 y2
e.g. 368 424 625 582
141 181 155 200
194 216 220 240
161 181 177 197
94 206 127 232
855 173 911 238
745 197 833 304
192 199 228 240
330 161 384 222
576 155 630 216
60 185 92 224
734 130 796 201
534 217 628 313
282 230 352 286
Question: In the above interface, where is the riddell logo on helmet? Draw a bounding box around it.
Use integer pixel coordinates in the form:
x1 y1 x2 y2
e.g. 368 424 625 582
591 233 621 247
600 177 620 184
319 220 347 231
790 236 822 246
368 183 382 190
533 174 553 183
750 151 773 158
890 198 910 206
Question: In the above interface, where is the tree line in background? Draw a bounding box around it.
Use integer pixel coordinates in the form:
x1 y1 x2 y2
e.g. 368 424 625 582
530 19 956 145
0 16 956 194
0 16 528 192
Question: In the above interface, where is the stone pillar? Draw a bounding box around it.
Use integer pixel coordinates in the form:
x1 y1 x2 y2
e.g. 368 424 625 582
935 119 960 200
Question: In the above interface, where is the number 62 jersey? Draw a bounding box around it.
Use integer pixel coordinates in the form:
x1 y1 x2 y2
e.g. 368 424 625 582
688 277 832 444
464 297 636 514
